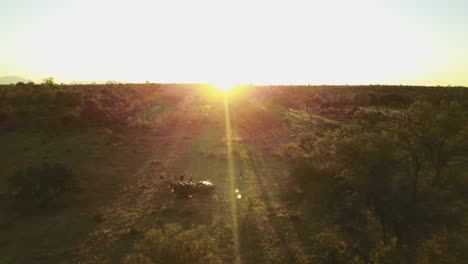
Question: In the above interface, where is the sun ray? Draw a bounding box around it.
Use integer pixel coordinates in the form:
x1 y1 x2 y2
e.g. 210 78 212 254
223 91 241 264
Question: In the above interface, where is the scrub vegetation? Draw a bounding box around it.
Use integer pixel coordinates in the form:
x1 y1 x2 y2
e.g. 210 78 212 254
0 82 467 263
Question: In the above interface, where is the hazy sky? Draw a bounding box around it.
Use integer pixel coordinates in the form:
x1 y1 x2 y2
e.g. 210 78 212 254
1 0 467 86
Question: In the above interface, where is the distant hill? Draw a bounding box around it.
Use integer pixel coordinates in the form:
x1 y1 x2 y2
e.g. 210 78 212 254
0 76 32 84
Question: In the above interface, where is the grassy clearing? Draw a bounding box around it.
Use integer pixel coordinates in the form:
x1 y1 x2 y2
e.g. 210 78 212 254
0 127 173 263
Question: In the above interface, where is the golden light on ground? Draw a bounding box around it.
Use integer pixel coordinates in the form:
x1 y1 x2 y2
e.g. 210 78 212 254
223 92 241 264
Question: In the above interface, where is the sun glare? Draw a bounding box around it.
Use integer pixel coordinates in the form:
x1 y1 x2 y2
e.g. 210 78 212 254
211 80 238 91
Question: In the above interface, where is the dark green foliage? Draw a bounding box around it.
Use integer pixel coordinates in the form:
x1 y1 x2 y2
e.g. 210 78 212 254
415 233 467 264
378 93 411 106
60 110 81 127
312 230 347 264
124 224 224 264
8 162 75 207
54 91 81 107
289 100 467 262
390 100 466 186
0 83 164 131
0 105 14 122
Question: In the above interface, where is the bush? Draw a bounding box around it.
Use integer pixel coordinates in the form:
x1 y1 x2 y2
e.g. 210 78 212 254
124 224 223 264
60 109 81 127
0 105 15 122
416 234 465 264
80 99 109 122
379 93 411 106
353 109 386 124
8 162 75 207
275 143 306 160
369 239 399 264
312 230 348 264
352 93 376 106
54 91 81 107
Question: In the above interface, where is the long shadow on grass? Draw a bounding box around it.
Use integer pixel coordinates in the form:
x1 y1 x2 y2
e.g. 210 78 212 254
244 151 305 263
105 134 228 262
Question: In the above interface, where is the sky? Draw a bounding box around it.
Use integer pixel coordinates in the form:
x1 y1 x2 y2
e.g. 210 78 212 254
1 0 467 86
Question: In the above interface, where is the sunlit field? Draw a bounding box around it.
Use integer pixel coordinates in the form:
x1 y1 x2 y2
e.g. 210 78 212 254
0 82 467 263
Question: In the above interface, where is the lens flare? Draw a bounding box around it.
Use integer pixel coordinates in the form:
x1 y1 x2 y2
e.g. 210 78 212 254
223 92 241 264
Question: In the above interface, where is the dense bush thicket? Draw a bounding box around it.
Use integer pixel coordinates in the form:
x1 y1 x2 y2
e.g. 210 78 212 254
8 162 75 207
124 224 227 264
0 83 163 131
287 100 468 263
1 83 465 132
252 85 467 113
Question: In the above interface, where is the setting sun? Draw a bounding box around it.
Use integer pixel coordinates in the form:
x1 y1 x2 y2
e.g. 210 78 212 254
1 0 466 86
213 83 234 92
211 80 239 91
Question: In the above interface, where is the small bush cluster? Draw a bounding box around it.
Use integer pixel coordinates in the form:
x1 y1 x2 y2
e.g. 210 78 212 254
124 224 223 264
8 162 75 207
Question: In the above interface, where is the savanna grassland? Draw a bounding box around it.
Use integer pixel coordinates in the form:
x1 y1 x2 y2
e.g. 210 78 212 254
0 82 467 264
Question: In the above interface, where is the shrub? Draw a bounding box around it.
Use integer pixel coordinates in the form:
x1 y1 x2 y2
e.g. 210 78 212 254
379 93 411 106
0 105 15 122
124 224 223 264
80 99 109 122
353 109 386 124
54 91 81 107
61 110 81 127
352 93 376 106
42 77 56 88
369 239 399 264
416 234 464 264
8 162 75 207
275 143 306 160
312 230 348 264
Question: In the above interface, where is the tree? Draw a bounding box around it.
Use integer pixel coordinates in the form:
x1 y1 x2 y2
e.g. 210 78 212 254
390 101 466 187
290 99 467 262
42 77 55 87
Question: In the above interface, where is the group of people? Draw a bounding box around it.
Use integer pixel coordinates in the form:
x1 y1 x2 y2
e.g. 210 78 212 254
159 171 193 182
